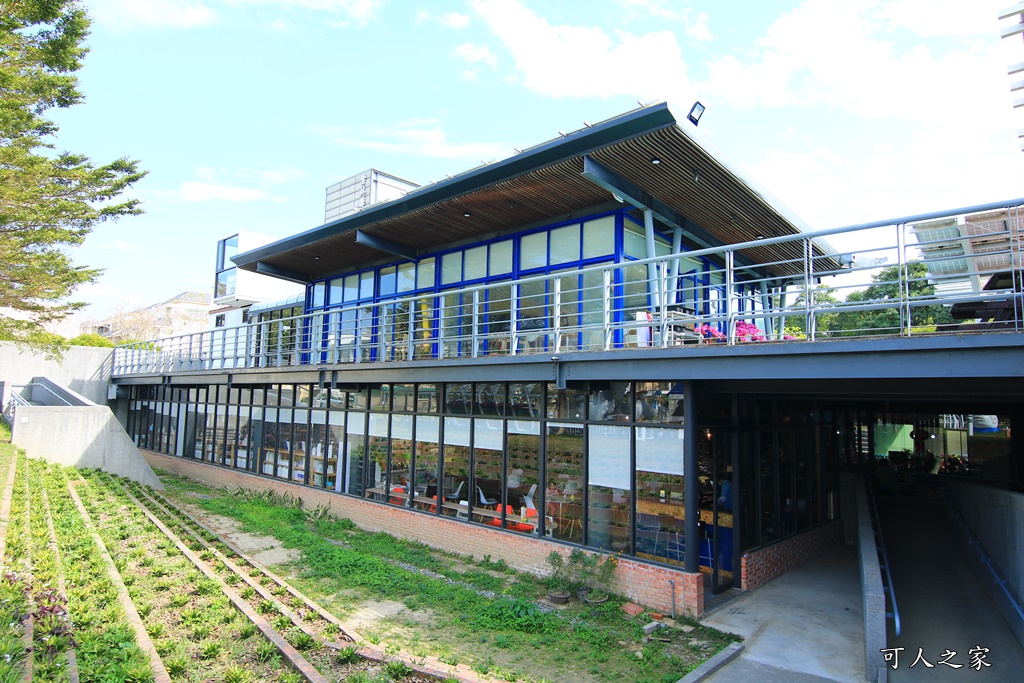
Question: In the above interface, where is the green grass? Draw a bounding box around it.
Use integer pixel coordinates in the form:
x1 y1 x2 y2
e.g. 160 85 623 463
161 473 740 683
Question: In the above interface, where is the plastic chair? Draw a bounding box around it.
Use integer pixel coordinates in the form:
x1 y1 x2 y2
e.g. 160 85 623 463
523 496 556 537
477 486 497 508
445 480 464 501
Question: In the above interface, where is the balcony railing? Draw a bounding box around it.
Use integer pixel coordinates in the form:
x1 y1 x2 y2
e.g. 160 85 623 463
112 199 1024 377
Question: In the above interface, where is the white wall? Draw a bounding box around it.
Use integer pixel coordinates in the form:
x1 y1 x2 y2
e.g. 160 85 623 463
0 341 113 406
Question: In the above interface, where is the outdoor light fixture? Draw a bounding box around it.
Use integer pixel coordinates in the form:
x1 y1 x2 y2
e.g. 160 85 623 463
693 171 700 184
651 157 661 165
755 234 766 240
463 212 471 218
687 100 705 126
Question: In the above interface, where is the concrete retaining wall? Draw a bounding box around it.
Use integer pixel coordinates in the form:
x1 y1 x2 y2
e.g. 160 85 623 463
12 405 163 489
947 482 1024 609
947 481 1024 648
0 341 113 405
142 451 706 616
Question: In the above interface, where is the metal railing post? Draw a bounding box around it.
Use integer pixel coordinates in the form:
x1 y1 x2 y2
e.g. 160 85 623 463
725 250 736 344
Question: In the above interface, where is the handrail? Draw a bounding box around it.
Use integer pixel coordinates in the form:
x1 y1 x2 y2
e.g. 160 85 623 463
110 198 1024 376
866 478 902 637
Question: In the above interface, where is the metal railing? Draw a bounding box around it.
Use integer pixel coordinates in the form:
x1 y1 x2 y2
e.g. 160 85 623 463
867 478 902 638
112 199 1024 376
2 386 32 425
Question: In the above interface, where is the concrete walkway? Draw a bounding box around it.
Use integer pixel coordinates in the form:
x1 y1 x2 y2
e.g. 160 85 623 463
701 544 865 683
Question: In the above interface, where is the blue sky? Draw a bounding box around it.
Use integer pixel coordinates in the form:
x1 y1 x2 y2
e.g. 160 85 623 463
51 0 1023 321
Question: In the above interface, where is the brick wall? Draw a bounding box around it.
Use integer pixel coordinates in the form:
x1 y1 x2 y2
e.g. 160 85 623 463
143 452 706 616
740 521 844 590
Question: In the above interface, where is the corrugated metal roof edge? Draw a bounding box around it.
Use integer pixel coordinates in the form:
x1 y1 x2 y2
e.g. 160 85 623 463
232 103 679 270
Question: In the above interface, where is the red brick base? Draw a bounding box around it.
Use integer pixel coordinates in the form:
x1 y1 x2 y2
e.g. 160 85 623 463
740 521 844 590
142 452 707 616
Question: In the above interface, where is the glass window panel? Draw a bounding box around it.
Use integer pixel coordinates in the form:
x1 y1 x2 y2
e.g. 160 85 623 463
417 384 439 413
591 382 633 422
343 275 359 302
508 383 544 418
582 216 615 259
397 263 416 292
309 417 327 487
312 283 325 308
388 414 414 507
413 415 441 510
417 258 436 290
634 381 673 423
379 266 397 297
622 262 650 318
490 240 512 275
359 271 375 299
549 225 580 265
624 224 647 259
475 383 505 416
441 251 462 285
520 232 547 271
545 422 583 543
636 426 685 565
348 388 368 411
392 384 415 412
370 385 390 412
545 386 587 421
506 425 541 534
292 420 309 484
464 246 487 281
442 417 471 513
472 418 503 524
588 424 631 553
328 389 347 410
445 383 472 414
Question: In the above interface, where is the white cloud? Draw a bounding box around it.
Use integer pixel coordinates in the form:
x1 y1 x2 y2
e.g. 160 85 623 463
699 0 1010 133
438 12 471 29
471 0 693 100
453 43 497 67
320 119 510 160
618 0 713 41
88 0 218 29
179 182 274 202
876 0 1001 38
417 10 471 28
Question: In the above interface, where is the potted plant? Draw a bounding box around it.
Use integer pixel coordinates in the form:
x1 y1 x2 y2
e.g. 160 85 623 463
544 552 571 604
567 549 618 605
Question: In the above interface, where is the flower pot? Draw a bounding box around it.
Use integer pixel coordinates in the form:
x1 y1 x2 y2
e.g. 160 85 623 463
585 592 609 606
547 591 570 604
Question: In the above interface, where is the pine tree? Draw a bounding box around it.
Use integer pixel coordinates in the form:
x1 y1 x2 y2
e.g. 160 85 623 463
0 0 146 349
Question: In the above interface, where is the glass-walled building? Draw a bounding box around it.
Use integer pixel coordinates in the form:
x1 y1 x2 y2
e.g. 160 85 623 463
126 378 852 592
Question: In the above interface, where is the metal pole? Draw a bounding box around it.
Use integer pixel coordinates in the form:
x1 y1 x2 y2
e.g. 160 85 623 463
684 380 700 574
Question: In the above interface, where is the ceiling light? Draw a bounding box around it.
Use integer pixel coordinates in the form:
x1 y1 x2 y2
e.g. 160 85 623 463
463 212 471 218
688 101 706 126
755 234 766 240
693 171 699 183
651 157 661 165
313 256 321 260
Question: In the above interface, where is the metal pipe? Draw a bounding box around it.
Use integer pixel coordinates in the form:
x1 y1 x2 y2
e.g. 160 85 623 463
669 578 676 620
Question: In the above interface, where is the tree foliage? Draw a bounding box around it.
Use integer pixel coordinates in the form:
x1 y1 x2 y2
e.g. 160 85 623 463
0 0 146 347
823 262 953 335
